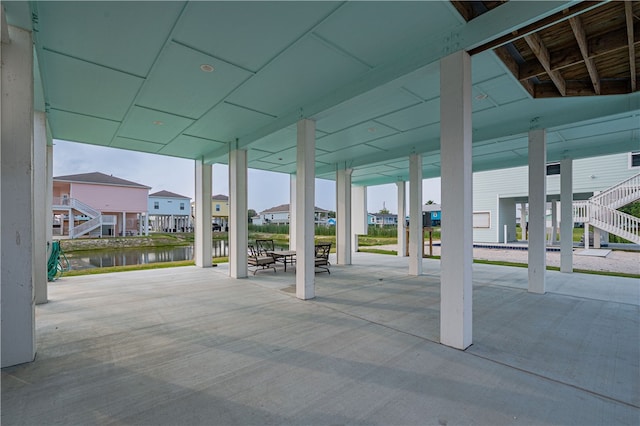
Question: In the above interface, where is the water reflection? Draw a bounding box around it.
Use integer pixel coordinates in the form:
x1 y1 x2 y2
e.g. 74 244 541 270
68 240 232 270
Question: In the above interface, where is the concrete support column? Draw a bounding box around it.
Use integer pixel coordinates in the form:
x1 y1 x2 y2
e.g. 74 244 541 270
336 167 352 265
144 214 149 236
351 185 367 253
520 203 527 240
69 209 74 237
46 144 54 264
408 153 422 276
229 147 248 278
296 119 315 300
551 200 558 244
584 222 590 250
1 25 36 367
34 111 47 304
593 227 601 249
289 174 296 250
194 161 212 267
528 129 547 294
397 180 407 257
121 212 127 235
560 159 573 272
440 50 473 350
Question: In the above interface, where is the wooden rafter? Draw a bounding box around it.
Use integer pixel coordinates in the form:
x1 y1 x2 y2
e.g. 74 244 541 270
469 1 604 55
569 16 601 94
519 23 640 81
524 32 567 96
458 1 637 98
626 1 637 92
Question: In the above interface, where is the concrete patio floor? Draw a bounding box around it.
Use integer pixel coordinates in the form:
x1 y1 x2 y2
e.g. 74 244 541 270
2 253 639 425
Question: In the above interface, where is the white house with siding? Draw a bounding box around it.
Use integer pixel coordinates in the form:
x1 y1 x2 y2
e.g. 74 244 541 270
254 204 329 226
473 152 640 243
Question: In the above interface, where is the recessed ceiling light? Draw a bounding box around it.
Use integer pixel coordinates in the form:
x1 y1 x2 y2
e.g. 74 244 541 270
368 127 377 133
153 121 163 125
475 93 488 100
200 64 214 72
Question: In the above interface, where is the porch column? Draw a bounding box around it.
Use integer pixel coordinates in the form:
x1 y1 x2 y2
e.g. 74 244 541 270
528 128 547 294
122 212 127 235
289 174 296 250
351 185 367 253
229 146 248 278
46 144 54 266
194 161 212 267
583 222 590 249
560 158 573 273
593 227 601 249
520 203 527 240
69 209 74 237
408 153 422 276
551 200 558 244
336 166 352 265
296 119 315 300
144 214 149 236
397 180 407 257
34 111 47 304
1 25 36 367
440 50 473 350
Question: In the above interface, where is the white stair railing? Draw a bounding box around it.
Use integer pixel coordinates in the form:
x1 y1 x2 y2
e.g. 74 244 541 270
69 198 101 218
590 173 640 209
588 203 640 245
70 216 102 238
572 201 589 223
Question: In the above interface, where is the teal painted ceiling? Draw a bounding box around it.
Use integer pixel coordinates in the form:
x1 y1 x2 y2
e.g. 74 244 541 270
3 1 639 186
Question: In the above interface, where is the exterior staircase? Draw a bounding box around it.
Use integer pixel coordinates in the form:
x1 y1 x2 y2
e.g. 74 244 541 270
573 173 640 245
53 198 116 238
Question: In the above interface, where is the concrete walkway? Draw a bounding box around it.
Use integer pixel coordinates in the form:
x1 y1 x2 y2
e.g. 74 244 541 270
2 253 638 425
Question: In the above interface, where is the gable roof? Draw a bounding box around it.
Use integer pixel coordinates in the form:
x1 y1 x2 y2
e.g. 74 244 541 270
149 190 190 199
422 204 442 212
260 204 328 214
53 172 150 189
212 194 229 201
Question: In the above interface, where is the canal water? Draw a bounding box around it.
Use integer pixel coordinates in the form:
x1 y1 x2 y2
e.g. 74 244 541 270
67 240 231 270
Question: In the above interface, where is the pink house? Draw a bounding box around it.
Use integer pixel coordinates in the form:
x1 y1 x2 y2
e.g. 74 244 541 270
53 172 150 238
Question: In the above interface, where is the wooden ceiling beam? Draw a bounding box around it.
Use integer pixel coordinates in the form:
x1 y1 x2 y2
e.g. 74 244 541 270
534 80 631 98
519 23 640 80
569 16 601 94
469 1 603 55
493 45 535 97
524 32 567 96
625 1 637 92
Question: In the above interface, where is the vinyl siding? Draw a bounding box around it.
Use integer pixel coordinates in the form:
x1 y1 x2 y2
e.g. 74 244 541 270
473 153 638 242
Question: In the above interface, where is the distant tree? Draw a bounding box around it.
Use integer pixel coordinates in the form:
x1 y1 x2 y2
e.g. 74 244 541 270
328 211 336 218
620 201 640 218
425 200 435 205
379 207 390 214
248 209 257 223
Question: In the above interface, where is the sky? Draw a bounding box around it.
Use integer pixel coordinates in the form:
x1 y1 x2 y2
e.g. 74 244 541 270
52 140 441 214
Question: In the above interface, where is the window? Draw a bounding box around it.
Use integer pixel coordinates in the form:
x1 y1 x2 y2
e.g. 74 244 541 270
215 204 221 212
630 152 640 168
546 163 560 175
180 202 184 211
154 201 159 210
